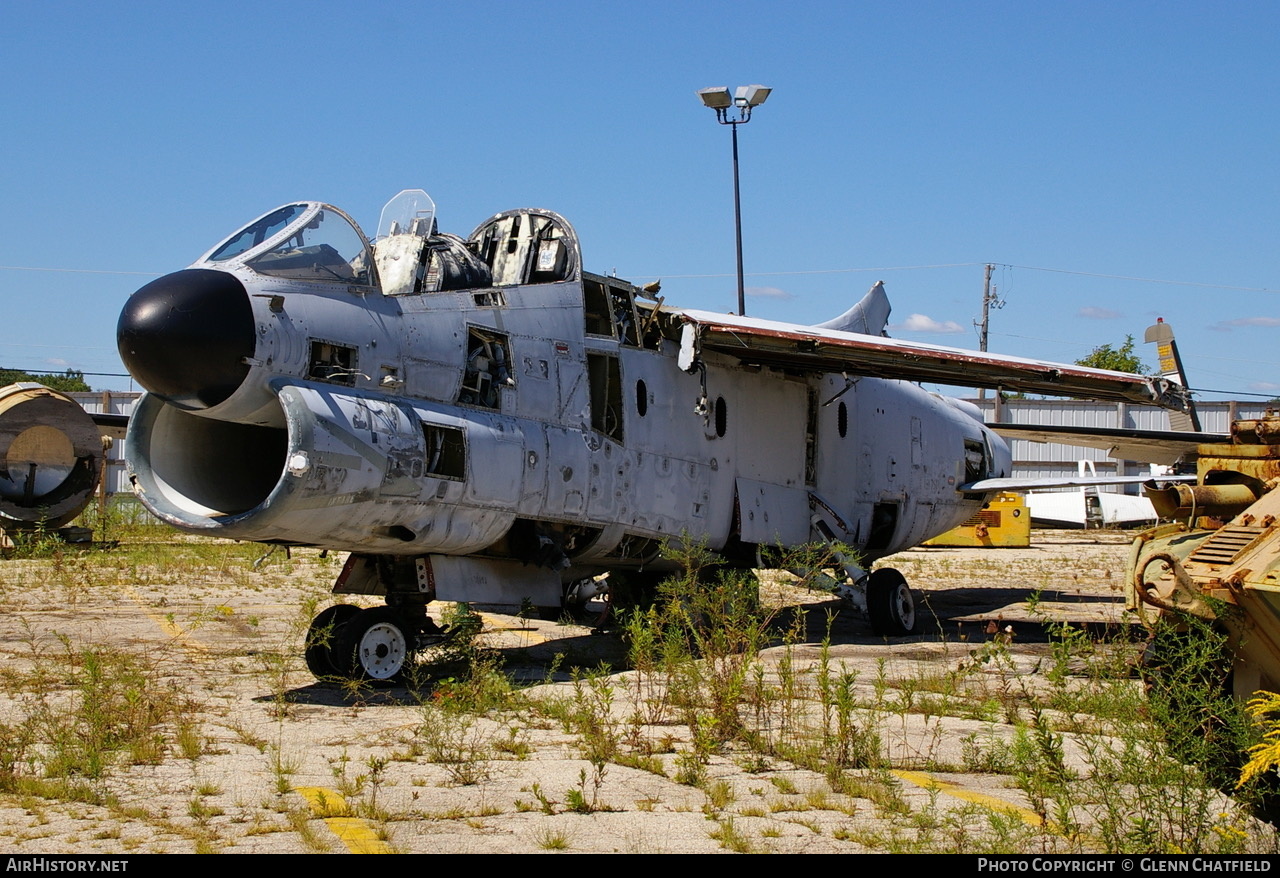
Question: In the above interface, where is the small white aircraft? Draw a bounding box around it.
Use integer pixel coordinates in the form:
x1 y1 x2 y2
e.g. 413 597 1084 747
114 190 1194 682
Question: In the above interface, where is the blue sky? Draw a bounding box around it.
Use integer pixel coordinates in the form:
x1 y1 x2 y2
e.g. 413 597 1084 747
4 1 1279 399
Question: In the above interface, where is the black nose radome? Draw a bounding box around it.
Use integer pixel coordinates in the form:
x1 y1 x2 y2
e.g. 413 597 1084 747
117 269 254 410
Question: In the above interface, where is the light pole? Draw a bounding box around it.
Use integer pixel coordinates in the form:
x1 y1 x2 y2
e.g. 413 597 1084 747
697 84 771 317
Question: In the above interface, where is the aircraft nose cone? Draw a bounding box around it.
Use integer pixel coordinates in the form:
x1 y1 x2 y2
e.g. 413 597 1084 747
117 269 254 410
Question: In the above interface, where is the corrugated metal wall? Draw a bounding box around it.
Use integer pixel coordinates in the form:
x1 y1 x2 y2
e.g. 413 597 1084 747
69 391 141 495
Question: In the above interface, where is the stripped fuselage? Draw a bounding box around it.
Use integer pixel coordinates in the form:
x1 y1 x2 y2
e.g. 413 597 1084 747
119 198 1005 607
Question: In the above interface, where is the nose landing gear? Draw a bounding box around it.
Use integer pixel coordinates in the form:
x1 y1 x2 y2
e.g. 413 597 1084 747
305 604 438 685
338 607 411 683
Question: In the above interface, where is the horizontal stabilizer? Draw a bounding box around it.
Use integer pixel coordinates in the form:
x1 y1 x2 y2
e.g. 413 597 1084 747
989 423 1225 466
959 473 1195 493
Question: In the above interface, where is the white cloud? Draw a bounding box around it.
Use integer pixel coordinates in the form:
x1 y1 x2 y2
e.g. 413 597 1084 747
1215 316 1280 330
744 286 794 299
1078 306 1121 319
1249 381 1280 393
892 313 966 334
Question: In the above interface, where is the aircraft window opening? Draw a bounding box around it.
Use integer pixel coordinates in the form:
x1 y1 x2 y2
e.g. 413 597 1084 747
583 279 614 337
838 401 849 439
609 286 639 346
587 353 624 441
963 438 987 482
638 302 665 351
635 379 648 418
458 328 512 410
308 341 358 386
422 424 466 480
714 396 727 439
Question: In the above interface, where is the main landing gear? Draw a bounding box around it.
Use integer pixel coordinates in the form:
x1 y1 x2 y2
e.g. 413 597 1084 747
811 523 917 636
806 557 919 636
866 568 917 636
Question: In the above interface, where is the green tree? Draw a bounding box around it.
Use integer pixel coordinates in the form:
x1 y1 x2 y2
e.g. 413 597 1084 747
1075 335 1148 374
0 368 91 392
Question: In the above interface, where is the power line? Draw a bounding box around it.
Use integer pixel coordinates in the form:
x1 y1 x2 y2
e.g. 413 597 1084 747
1189 387 1279 399
1 366 130 378
999 263 1280 294
641 262 987 280
0 265 160 277
629 261 1280 294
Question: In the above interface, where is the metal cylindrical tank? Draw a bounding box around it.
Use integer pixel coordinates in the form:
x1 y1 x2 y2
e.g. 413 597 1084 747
0 383 103 531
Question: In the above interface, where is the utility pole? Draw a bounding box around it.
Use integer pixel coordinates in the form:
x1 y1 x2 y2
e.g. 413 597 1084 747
975 264 1003 400
978 263 995 352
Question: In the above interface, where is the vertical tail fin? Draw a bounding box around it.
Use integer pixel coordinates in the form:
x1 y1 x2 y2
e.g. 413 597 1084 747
1144 318 1201 432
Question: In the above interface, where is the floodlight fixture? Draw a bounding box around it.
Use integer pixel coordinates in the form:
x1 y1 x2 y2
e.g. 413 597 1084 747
697 87 733 110
734 85 771 108
695 84 772 316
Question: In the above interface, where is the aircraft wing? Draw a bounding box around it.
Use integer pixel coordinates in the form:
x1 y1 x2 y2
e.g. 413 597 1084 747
988 423 1225 466
671 309 1192 412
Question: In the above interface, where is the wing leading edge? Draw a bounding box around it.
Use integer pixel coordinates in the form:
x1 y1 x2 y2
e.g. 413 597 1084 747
670 309 1192 413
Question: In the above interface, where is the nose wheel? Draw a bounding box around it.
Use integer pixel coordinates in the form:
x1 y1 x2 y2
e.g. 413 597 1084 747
867 568 917 635
305 605 415 685
337 607 412 684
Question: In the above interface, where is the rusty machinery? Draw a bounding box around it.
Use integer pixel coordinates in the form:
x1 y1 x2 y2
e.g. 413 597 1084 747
1129 414 1280 699
0 383 107 543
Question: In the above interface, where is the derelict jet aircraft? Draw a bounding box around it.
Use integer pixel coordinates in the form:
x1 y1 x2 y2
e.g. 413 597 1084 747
115 190 1192 683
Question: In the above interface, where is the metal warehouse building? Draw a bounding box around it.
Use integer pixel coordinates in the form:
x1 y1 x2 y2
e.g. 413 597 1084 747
69 390 139 496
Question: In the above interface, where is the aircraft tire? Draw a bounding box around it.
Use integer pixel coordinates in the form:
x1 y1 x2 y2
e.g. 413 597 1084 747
304 603 362 679
337 607 413 685
867 568 917 636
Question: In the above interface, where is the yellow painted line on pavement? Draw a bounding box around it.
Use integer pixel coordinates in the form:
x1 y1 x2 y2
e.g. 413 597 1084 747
123 586 210 652
294 786 393 854
892 769 1045 828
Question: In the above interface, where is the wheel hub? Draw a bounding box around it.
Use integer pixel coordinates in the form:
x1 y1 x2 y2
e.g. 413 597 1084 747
893 585 916 630
357 623 406 679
